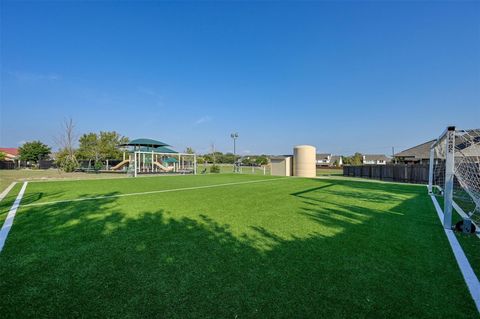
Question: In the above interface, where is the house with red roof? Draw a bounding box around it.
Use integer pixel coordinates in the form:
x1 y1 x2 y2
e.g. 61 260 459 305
0 148 19 161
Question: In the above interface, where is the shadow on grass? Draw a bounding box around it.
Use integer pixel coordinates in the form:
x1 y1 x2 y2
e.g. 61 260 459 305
0 182 477 318
19 190 64 206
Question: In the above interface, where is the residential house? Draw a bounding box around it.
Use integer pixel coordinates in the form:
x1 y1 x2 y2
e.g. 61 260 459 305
362 154 389 165
394 129 480 165
0 147 19 169
316 153 343 167
393 140 434 164
0 148 19 161
316 153 331 166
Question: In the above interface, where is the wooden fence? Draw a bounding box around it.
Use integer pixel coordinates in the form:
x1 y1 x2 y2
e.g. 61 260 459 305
0 161 15 169
343 164 430 184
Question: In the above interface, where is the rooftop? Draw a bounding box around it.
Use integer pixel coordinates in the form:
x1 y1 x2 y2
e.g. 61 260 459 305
119 138 170 147
394 140 435 160
364 154 390 161
0 148 19 156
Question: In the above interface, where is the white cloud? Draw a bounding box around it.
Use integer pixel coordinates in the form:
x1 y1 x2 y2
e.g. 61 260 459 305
195 116 212 125
10 71 61 81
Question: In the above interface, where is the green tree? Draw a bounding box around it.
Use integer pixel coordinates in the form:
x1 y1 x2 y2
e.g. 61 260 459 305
77 131 128 163
203 154 212 163
99 131 128 160
343 153 363 165
255 155 269 165
351 152 363 165
77 133 100 162
0 151 5 161
222 152 235 164
18 141 51 163
55 118 79 172
185 147 195 154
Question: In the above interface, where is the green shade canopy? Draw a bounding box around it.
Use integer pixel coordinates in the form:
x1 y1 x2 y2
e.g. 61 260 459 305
156 147 177 153
138 146 178 154
164 157 178 163
119 138 170 147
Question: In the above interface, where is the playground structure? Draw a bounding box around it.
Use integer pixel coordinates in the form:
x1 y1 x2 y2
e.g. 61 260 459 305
112 138 196 177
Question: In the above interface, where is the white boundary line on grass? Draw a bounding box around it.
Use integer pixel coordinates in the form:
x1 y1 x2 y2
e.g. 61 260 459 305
22 177 290 208
0 182 28 253
430 194 480 313
0 182 17 202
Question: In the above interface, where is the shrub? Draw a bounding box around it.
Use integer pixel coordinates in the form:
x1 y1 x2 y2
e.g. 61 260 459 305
60 158 78 172
94 161 103 172
56 149 79 172
210 165 220 173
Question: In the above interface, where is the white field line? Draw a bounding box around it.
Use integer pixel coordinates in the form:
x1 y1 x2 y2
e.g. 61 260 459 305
315 175 426 187
22 177 290 208
0 182 17 203
0 182 28 253
430 194 480 314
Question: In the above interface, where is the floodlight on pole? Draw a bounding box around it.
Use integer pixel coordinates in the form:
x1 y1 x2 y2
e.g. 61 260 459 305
231 133 239 172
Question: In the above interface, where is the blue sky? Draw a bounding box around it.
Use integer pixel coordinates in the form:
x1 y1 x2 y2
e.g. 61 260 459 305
1 1 479 155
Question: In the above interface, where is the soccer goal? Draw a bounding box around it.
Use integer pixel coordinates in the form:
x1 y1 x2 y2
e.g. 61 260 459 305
428 126 480 232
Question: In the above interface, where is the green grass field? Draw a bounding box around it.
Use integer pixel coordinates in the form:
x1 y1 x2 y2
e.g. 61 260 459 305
316 168 343 176
0 174 478 317
0 169 125 193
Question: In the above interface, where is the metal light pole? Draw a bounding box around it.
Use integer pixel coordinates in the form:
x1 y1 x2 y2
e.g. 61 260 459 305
231 133 238 172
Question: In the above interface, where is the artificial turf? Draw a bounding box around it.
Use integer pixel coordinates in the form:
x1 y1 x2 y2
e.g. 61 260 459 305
0 174 478 318
0 183 23 225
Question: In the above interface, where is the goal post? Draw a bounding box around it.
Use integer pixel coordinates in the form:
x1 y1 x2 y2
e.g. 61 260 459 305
429 126 480 231
429 126 455 229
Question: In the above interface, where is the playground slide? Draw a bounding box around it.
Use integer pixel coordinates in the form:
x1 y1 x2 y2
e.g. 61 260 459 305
153 161 174 172
111 159 129 170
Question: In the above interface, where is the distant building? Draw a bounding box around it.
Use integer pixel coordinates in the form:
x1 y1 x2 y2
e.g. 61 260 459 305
316 153 343 167
316 153 331 166
394 131 480 164
0 148 19 168
362 154 389 165
0 148 19 161
394 140 435 164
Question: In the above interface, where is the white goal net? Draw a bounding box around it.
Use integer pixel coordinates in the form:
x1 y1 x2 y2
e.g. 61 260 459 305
429 127 480 229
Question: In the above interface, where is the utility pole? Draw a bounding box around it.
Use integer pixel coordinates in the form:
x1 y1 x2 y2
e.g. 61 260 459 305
230 133 238 172
211 143 216 165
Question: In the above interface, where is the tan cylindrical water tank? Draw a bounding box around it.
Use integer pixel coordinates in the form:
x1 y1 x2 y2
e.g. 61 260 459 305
294 145 316 177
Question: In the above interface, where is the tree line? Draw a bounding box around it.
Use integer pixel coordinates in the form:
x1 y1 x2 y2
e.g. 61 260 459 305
14 119 129 172
197 152 269 166
13 119 269 172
